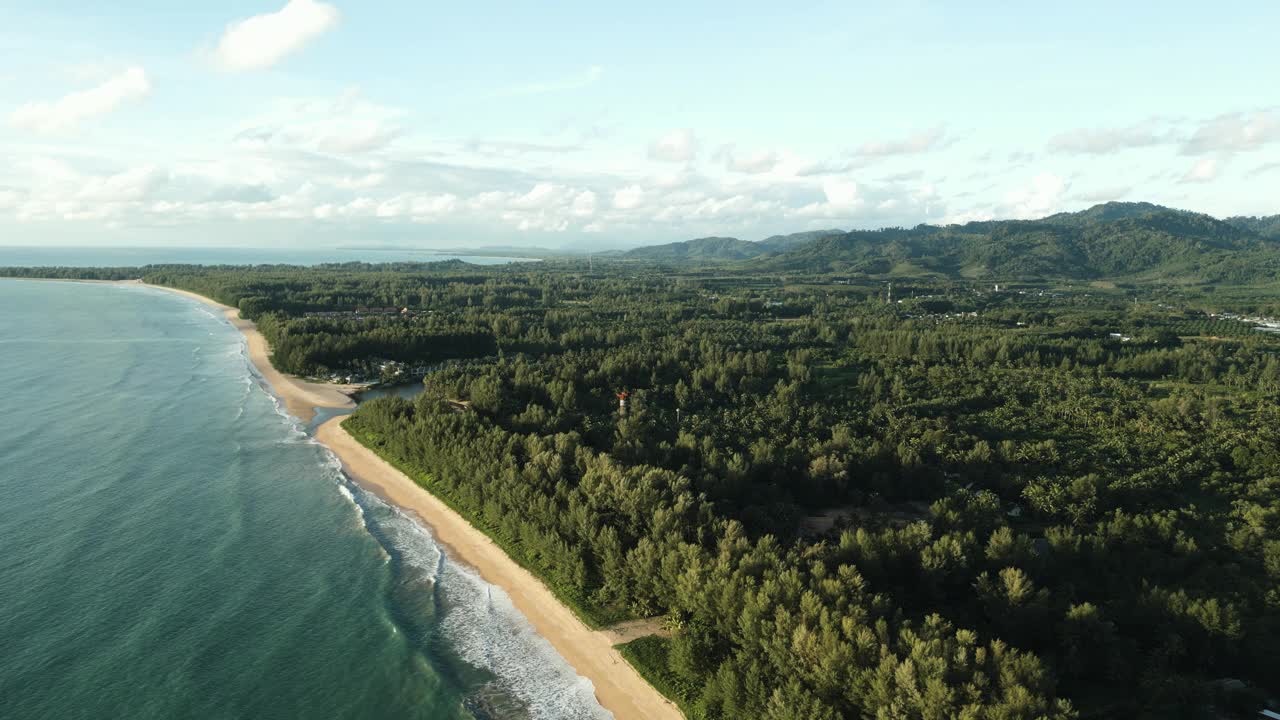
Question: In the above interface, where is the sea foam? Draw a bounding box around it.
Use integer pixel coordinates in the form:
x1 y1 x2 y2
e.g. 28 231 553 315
350 485 612 720
176 284 610 718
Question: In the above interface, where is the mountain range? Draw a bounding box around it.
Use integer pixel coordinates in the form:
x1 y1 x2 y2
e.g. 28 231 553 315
618 202 1280 283
618 229 844 261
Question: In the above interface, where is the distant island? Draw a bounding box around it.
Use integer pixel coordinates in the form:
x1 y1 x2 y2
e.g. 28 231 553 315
5 200 1279 718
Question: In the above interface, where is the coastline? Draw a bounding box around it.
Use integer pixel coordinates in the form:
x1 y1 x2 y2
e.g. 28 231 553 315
142 283 362 423
317 417 683 720
145 282 683 720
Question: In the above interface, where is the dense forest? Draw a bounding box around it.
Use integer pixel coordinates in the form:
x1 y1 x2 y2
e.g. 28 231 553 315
331 273 1278 719
1226 214 1280 241
5 208 1280 718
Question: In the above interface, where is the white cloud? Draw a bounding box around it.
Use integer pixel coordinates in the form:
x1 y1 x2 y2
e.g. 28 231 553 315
881 170 924 182
335 172 386 190
1 147 953 238
854 126 947 157
723 148 779 174
1073 186 1132 203
318 122 402 153
793 128 947 177
571 190 597 217
490 186 580 231
235 89 405 154
1180 155 1226 183
822 178 860 208
1004 173 1068 218
489 66 604 98
649 168 700 190
509 182 562 210
213 0 340 72
612 185 644 210
76 165 168 201
1248 161 1280 178
1047 122 1168 154
2 156 321 225
942 207 996 225
1182 109 1280 154
373 193 458 222
9 67 150 132
649 129 697 163
944 172 1069 224
794 158 863 176
466 138 583 156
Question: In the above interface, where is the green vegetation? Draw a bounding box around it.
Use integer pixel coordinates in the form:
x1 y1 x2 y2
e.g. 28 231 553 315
6 203 1280 718
345 423 630 626
620 230 841 262
616 636 703 718
1226 213 1280 240
756 202 1280 281
598 202 1280 282
333 277 1280 718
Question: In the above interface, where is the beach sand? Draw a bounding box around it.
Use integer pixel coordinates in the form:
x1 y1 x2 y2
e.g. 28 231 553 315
143 284 361 423
317 417 683 720
146 282 683 720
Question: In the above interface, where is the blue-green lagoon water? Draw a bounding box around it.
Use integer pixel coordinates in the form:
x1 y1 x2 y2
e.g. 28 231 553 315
0 279 607 720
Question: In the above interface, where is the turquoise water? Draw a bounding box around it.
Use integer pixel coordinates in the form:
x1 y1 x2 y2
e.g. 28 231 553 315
0 280 606 720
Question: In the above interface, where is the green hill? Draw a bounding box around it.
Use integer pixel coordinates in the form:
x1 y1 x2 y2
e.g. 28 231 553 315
1226 214 1280 240
623 236 759 261
755 202 1280 282
757 229 845 252
622 229 842 262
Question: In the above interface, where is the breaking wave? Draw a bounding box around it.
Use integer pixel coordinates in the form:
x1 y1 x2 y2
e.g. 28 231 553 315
346 485 612 720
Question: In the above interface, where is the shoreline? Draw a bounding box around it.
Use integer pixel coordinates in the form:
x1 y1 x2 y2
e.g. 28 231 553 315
143 282 683 720
141 283 363 423
317 417 682 720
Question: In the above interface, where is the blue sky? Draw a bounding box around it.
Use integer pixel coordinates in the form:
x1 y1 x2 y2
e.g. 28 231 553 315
3 0 1279 249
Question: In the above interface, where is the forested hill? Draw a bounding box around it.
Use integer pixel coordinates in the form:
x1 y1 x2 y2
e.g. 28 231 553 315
621 229 842 261
754 202 1280 282
1227 214 1280 240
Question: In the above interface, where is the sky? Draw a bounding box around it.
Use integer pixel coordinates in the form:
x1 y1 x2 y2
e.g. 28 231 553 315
2 0 1279 250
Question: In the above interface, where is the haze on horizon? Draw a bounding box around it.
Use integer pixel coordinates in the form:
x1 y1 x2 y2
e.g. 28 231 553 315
2 0 1279 251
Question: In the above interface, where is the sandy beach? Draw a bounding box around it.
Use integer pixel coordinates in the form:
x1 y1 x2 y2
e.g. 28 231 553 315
147 282 683 720
317 417 683 720
142 284 361 423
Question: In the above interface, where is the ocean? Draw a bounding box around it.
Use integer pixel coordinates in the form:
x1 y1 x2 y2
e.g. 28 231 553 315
0 246 538 267
0 279 607 720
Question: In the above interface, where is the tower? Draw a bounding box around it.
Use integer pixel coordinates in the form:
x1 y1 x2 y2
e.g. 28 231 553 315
886 282 893 304
616 390 630 415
